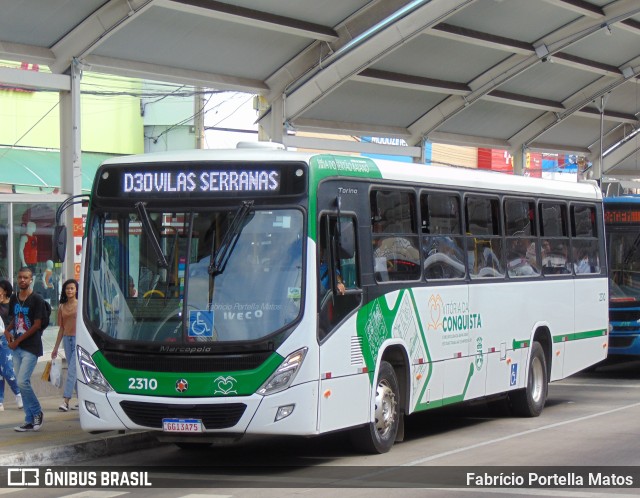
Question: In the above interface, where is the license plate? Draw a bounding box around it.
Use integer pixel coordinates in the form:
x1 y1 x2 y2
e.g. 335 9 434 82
162 418 203 433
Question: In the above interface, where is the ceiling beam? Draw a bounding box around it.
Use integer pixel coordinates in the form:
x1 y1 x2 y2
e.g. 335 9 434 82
265 0 412 101
283 135 422 158
542 0 603 19
427 23 623 78
408 0 640 145
0 40 55 67
603 135 640 174
50 0 156 74
526 142 591 154
430 23 532 55
427 131 510 149
283 0 474 122
162 0 338 42
353 68 469 95
84 54 268 93
510 61 640 149
589 123 639 155
354 69 637 124
0 66 70 91
291 117 410 139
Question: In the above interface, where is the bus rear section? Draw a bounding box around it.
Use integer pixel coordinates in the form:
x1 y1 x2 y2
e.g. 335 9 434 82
604 196 640 356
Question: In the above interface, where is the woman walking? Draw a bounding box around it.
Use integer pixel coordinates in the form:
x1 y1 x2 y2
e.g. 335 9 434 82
0 280 22 410
51 279 78 411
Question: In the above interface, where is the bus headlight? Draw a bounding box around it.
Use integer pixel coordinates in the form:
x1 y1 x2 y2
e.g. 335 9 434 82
77 346 113 393
258 348 307 396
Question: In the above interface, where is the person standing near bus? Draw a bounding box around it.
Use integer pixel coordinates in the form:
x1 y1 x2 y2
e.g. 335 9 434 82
4 267 45 432
0 280 22 411
51 279 79 412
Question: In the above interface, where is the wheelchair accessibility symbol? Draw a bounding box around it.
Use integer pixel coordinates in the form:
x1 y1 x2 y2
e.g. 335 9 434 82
188 310 214 338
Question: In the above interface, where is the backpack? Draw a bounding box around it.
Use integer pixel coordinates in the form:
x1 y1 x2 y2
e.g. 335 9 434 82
41 299 52 330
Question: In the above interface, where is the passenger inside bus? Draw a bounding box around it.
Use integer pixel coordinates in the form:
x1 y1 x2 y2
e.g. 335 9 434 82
506 236 539 277
541 240 571 274
319 247 345 296
317 215 360 340
423 235 465 279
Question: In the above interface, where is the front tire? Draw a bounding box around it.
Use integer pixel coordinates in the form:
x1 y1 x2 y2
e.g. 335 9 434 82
350 361 400 454
509 341 548 417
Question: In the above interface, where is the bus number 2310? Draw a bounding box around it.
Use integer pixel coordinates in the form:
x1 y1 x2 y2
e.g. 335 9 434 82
128 378 158 390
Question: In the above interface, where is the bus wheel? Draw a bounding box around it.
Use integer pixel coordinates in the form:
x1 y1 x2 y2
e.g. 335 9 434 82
350 361 399 454
509 341 548 417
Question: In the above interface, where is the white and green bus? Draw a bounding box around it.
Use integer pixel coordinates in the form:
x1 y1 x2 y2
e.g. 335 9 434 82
67 144 608 453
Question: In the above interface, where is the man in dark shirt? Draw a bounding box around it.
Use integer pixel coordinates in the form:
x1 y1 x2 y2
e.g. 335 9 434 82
4 267 45 432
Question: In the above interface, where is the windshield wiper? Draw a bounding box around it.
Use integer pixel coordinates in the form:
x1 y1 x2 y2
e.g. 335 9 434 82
209 200 254 276
135 202 169 268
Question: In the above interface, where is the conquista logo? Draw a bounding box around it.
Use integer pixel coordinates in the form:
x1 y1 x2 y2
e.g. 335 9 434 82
427 294 444 330
427 294 483 333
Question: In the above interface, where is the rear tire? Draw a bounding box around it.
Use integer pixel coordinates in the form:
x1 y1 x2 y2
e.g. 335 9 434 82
350 361 400 454
509 341 548 417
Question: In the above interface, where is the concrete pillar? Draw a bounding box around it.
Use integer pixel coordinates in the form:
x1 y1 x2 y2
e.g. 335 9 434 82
512 146 525 176
257 95 284 144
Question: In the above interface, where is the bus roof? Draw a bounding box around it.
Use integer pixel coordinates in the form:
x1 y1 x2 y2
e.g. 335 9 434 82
101 147 602 201
603 195 640 204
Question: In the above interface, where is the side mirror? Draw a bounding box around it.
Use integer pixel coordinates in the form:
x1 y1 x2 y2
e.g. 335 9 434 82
338 219 355 259
53 225 67 263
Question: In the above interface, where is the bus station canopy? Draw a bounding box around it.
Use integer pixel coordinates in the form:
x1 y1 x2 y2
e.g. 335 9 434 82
0 148 114 192
1 0 640 179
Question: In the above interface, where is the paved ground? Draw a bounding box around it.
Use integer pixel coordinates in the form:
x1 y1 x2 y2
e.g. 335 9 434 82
1 326 159 466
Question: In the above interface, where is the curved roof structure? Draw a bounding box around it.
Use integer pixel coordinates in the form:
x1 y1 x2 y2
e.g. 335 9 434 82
1 0 640 179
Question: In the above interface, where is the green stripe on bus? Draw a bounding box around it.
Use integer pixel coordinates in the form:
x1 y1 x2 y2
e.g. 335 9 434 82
513 339 530 349
513 329 607 348
93 350 284 397
440 362 475 407
552 329 607 343
405 289 435 411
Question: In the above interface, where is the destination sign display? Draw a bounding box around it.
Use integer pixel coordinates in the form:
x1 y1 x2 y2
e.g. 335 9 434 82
123 169 280 193
95 161 307 200
604 208 640 224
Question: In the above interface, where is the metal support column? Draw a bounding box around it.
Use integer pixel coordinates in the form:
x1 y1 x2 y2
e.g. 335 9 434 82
59 60 83 282
593 94 609 183
194 88 205 149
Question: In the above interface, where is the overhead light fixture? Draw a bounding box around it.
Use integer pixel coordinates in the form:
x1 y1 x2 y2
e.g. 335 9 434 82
605 24 612 36
533 43 549 59
621 66 634 79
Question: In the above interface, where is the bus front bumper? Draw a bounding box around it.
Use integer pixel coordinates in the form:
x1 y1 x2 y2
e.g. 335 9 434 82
78 380 320 437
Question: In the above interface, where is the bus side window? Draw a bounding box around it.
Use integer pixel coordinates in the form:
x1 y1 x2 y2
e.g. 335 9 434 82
540 202 571 275
505 198 540 278
422 192 465 280
571 204 600 274
465 196 504 279
370 189 420 282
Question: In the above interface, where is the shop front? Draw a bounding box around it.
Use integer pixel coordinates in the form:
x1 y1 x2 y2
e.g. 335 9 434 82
0 195 64 297
0 148 116 319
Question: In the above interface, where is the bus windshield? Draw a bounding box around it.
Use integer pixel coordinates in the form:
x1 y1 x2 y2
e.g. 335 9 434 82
86 207 304 343
609 231 640 302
